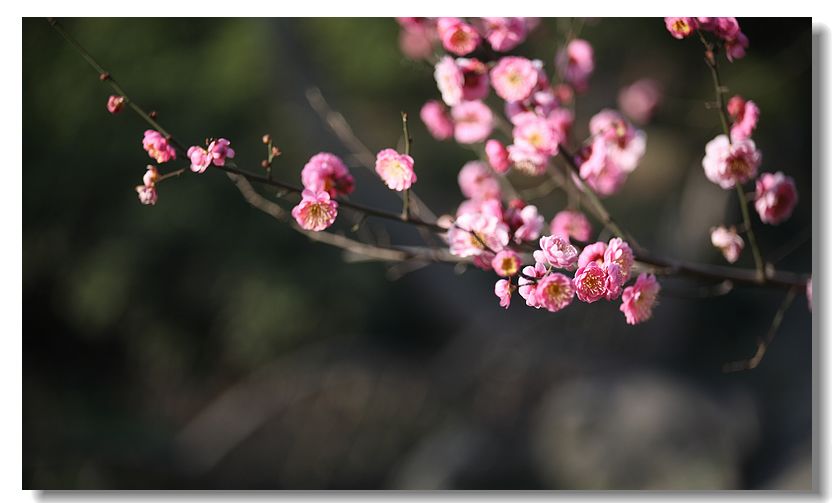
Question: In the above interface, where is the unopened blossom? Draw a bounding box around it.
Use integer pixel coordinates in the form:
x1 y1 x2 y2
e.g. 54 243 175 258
490 56 538 102
556 39 594 93
291 189 338 232
434 56 464 106
618 78 662 125
620 273 661 325
420 100 455 141
448 212 510 257
142 165 159 188
451 100 493 144
458 161 501 201
485 139 510 173
664 17 697 39
535 273 575 312
375 148 417 191
710 226 744 263
480 17 527 52
518 262 547 308
301 152 355 197
437 17 480 56
702 134 762 189
573 261 609 303
727 95 760 142
492 250 521 277
589 109 646 173
755 172 798 225
578 241 607 269
495 279 513 309
457 58 490 102
513 204 544 243
551 210 592 243
143 130 176 164
135 184 158 206
512 113 559 157
107 95 125 114
207 138 235 167
533 235 578 270
576 138 628 196
604 237 635 281
187 145 212 173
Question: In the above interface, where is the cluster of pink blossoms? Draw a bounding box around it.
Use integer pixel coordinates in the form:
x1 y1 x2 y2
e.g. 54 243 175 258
665 17 748 61
397 17 535 60
187 138 235 174
135 165 159 206
574 110 647 196
291 152 354 231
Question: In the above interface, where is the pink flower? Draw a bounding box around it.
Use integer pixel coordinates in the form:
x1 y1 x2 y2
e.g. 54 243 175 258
301 152 355 197
576 138 628 196
291 189 338 231
664 17 697 39
107 95 125 114
434 56 464 106
420 100 454 141
754 172 798 225
725 32 749 62
512 113 559 157
490 56 538 102
604 237 635 281
618 79 662 125
143 130 176 164
727 96 760 142
375 148 417 191
573 261 608 303
437 17 480 56
604 263 624 301
534 273 575 312
458 161 501 201
713 17 740 40
710 226 744 263
495 279 513 309
551 210 592 242
485 139 510 173
135 184 158 206
533 235 578 270
207 138 235 167
397 18 436 60
187 146 211 173
556 39 594 93
492 250 521 277
507 144 548 176
451 100 493 144
589 109 646 174
480 17 527 52
513 204 544 243
456 197 503 221
620 273 661 325
448 212 510 258
457 58 490 102
142 164 159 188
702 135 762 189
578 241 607 269
518 262 547 308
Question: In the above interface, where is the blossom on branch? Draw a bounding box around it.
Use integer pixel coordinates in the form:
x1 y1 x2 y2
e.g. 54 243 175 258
702 134 762 189
375 148 416 191
301 152 355 197
291 189 338 231
755 172 798 225
711 226 744 263
143 130 176 164
620 273 661 325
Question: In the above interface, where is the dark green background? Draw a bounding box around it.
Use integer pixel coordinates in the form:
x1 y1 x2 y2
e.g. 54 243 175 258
24 18 813 489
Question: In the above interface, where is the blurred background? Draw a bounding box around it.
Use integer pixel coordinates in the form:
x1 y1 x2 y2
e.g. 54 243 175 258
23 18 813 489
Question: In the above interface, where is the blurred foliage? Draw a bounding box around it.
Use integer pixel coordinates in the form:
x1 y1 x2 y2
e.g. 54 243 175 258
24 18 812 489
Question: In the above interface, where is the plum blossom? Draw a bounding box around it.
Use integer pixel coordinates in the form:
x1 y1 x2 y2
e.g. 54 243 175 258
589 109 646 173
604 237 635 281
291 189 338 231
664 17 697 39
604 263 624 301
437 17 480 56
375 149 417 191
135 164 159 206
434 56 464 106
301 152 355 197
187 145 211 173
485 139 510 173
710 226 744 263
448 212 510 258
142 164 159 188
107 95 125 114
755 172 798 225
702 134 762 189
480 17 527 52
508 144 548 176
187 138 235 174
620 273 661 325
513 204 544 243
576 138 628 196
725 32 749 62
492 250 521 277
397 18 436 60
551 210 592 243
727 95 760 142
618 79 662 125
578 241 607 269
534 273 575 312
533 235 578 270
518 262 547 308
420 100 454 140
457 58 490 102
556 39 594 93
451 100 493 144
573 261 609 303
512 113 559 157
490 56 538 102
458 161 501 201
143 130 176 164
495 279 513 309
